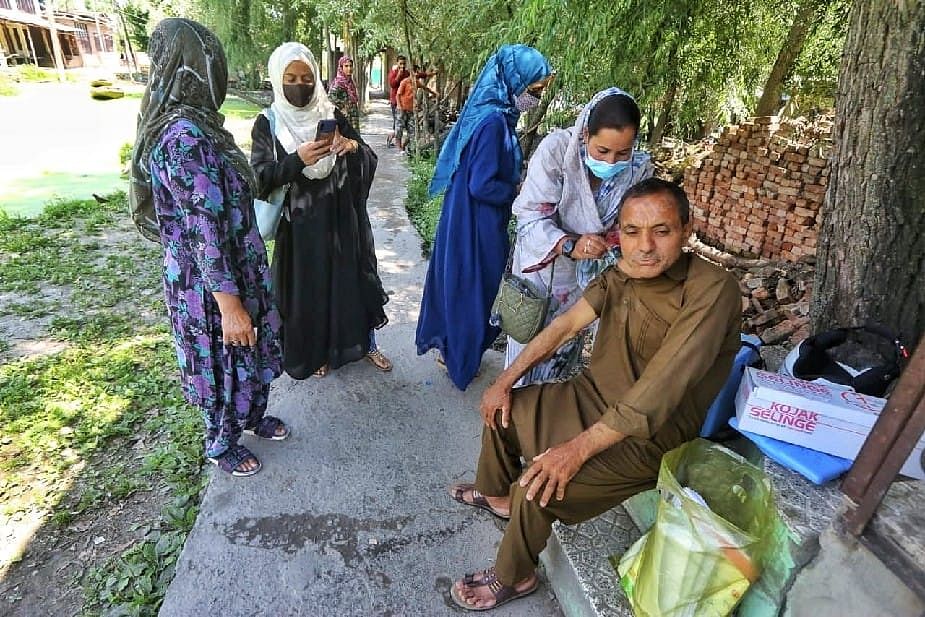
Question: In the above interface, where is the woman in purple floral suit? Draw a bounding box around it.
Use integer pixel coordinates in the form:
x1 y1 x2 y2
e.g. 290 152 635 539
129 18 287 477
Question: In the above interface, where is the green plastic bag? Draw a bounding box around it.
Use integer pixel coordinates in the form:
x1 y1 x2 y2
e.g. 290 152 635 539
617 439 775 617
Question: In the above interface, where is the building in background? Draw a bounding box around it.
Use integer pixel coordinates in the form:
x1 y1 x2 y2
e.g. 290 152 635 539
0 0 117 68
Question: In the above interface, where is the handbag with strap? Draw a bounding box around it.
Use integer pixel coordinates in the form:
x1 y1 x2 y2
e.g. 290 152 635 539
491 256 556 344
253 108 290 241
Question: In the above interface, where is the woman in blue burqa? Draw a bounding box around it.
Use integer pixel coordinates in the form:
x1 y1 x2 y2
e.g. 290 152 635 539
415 44 552 390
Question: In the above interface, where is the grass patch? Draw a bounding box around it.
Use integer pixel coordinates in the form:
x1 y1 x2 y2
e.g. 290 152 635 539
0 171 127 218
116 92 257 119
0 192 204 614
405 154 443 256
16 64 56 82
119 142 134 167
0 72 18 96
83 490 202 614
12 64 77 83
219 96 261 119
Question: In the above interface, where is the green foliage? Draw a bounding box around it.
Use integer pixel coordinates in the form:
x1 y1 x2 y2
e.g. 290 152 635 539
188 0 846 138
404 154 443 255
83 493 203 614
379 0 842 137
0 73 17 96
192 0 326 86
122 3 152 50
119 142 134 167
787 0 850 113
0 192 204 614
15 64 57 82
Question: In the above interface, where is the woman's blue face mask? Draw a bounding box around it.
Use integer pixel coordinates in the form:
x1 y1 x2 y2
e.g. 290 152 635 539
584 153 631 180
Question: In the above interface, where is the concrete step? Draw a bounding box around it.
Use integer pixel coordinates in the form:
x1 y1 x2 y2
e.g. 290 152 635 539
542 505 638 617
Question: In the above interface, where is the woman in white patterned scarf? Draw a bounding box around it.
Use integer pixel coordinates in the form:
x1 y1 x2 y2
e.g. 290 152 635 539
502 88 654 387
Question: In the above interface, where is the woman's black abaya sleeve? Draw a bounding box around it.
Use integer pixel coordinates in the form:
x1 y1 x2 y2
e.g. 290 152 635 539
249 114 305 199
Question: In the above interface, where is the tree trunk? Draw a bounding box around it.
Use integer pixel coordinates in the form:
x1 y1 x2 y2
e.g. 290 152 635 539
755 0 825 117
647 76 678 148
811 0 925 346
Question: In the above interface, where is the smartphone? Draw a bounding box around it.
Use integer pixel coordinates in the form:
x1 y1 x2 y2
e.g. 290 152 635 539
315 119 337 144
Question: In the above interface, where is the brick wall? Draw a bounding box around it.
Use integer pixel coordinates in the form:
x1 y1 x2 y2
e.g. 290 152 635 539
684 116 833 262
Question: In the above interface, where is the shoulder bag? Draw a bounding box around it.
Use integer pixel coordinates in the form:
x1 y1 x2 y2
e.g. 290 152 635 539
253 108 291 241
491 254 556 344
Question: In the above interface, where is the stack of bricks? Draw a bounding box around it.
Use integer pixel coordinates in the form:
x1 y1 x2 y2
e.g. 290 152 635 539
684 116 832 262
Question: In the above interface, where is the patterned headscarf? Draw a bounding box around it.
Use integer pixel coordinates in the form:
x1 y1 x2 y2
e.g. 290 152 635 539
428 44 551 198
331 55 358 104
564 87 652 287
129 18 255 242
267 42 338 180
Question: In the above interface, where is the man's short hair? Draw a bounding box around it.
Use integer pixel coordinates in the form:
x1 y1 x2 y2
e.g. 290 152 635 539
397 55 407 61
618 178 690 225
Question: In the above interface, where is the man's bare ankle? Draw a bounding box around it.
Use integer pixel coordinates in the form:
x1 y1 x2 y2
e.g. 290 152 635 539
484 494 510 512
515 573 537 591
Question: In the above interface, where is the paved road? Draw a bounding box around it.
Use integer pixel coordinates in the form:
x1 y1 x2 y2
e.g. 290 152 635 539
158 100 562 617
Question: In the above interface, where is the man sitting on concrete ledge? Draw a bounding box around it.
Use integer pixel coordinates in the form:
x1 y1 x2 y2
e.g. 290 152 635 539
448 177 743 611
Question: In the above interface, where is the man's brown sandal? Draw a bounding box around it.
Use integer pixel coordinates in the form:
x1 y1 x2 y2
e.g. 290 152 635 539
450 567 539 611
448 483 510 520
366 349 393 372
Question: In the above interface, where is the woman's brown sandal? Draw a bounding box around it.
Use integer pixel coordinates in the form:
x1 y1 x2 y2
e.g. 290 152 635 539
450 567 539 611
366 349 393 372
314 365 329 377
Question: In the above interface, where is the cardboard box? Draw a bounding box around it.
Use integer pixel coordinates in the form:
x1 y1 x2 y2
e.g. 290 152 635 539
734 367 924 480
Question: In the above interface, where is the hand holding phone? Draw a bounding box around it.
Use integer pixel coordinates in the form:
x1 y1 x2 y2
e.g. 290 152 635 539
315 119 337 145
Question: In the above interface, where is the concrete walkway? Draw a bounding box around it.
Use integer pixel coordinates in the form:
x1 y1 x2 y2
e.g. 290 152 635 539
159 100 562 617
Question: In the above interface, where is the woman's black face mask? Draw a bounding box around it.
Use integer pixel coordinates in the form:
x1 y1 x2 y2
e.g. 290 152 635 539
283 84 314 107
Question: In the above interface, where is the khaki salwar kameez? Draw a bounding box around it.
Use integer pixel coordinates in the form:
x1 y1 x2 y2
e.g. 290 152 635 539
475 253 743 584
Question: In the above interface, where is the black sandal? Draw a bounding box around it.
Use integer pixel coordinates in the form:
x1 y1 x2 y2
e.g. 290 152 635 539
207 444 261 477
244 416 291 441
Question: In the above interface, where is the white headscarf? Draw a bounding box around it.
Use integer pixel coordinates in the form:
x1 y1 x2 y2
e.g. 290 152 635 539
268 42 337 179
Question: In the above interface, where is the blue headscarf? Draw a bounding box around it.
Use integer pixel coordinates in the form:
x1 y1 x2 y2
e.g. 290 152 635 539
428 44 551 197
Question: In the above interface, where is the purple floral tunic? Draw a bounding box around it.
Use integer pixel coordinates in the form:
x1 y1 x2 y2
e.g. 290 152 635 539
149 118 283 458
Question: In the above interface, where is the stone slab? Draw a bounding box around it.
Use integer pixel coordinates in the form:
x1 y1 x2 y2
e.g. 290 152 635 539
783 528 925 617
541 507 638 617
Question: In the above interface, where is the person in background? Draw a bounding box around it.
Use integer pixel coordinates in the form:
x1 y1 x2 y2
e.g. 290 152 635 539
328 55 361 130
414 44 552 390
387 55 409 147
130 18 287 478
504 88 654 387
394 72 416 153
394 69 436 152
250 42 391 379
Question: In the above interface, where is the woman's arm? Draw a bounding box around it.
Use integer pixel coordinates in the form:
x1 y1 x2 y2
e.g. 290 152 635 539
512 132 571 262
249 113 305 198
465 114 519 207
150 119 239 296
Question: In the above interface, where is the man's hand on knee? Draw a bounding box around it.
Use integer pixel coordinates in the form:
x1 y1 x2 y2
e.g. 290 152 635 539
518 423 625 507
519 442 584 507
481 381 512 430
